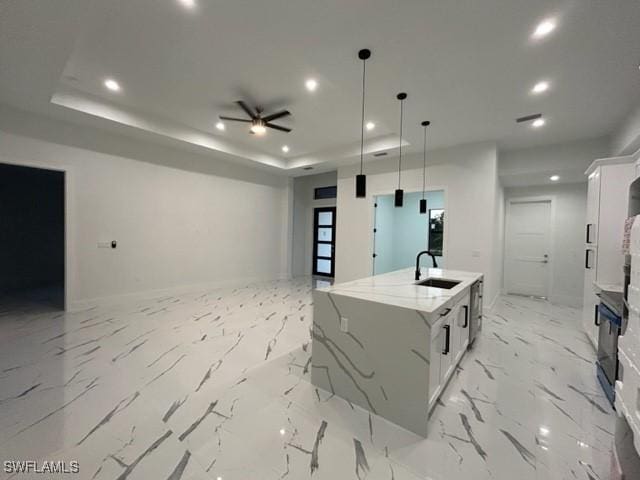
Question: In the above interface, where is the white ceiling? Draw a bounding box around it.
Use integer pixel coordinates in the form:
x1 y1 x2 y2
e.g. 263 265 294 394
1 0 639 175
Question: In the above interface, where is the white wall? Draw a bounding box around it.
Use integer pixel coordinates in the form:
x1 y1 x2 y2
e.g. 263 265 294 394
0 106 291 309
291 172 337 277
492 182 505 304
499 137 610 187
335 141 502 307
612 103 640 156
504 183 587 307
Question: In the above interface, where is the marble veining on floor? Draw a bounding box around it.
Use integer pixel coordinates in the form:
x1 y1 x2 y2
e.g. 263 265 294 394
0 280 614 479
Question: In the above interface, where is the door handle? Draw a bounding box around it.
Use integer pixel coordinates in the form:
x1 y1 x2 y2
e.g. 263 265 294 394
462 306 469 328
440 308 452 317
594 304 600 326
443 325 450 355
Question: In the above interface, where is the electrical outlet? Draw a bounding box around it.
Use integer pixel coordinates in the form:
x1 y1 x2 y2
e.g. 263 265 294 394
340 317 349 333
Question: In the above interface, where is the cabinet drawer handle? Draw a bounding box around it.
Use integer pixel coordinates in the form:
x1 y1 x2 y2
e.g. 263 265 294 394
463 306 469 328
586 224 593 243
440 308 451 317
443 325 451 355
585 250 593 269
594 304 600 326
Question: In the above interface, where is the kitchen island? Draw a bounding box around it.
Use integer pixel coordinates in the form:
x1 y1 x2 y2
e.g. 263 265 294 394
311 267 483 437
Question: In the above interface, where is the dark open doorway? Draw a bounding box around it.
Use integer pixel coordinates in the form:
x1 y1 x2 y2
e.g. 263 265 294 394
0 163 65 309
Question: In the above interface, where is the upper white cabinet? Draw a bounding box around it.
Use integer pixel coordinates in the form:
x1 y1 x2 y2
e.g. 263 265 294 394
582 158 635 348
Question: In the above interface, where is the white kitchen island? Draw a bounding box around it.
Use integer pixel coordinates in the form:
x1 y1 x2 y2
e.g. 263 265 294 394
311 267 483 437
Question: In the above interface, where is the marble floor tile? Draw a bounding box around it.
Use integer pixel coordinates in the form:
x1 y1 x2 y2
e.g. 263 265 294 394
0 281 615 480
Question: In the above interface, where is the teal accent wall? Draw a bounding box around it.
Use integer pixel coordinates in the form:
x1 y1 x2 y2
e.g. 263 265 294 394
374 190 444 275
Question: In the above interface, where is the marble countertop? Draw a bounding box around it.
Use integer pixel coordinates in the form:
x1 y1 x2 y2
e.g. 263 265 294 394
317 267 483 315
594 281 624 294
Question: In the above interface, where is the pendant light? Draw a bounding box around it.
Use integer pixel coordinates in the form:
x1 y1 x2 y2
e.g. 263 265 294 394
355 49 371 198
395 92 407 207
420 121 431 214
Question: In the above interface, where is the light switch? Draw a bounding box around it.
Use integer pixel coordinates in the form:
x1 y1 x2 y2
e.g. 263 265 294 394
472 250 481 258
340 317 349 332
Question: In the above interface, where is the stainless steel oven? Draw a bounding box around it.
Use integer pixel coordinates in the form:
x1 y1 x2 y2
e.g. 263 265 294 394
596 291 623 407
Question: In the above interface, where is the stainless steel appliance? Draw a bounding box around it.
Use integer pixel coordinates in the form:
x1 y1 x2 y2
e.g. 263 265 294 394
596 290 623 406
468 280 483 346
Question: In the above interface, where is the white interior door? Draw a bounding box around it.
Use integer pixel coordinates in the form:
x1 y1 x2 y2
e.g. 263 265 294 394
505 199 552 297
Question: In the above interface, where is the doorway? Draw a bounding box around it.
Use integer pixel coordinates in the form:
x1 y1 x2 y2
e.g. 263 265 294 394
504 198 552 298
373 190 446 275
312 207 336 277
0 163 66 309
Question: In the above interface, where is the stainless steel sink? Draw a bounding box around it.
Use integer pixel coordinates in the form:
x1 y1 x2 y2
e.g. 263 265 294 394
415 278 461 289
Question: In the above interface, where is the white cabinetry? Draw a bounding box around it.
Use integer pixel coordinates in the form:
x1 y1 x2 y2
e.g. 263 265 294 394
428 294 471 408
616 216 640 456
454 293 471 360
582 159 635 348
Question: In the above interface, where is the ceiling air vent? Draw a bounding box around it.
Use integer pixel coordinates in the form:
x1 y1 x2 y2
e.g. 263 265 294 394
516 113 542 123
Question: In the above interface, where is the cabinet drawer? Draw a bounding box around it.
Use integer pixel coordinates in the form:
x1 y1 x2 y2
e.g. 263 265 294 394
616 349 640 456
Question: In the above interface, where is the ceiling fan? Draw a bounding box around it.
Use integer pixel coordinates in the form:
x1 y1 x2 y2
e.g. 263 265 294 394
219 101 292 135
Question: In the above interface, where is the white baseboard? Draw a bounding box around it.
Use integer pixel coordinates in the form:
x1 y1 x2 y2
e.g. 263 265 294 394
68 274 287 312
549 294 583 308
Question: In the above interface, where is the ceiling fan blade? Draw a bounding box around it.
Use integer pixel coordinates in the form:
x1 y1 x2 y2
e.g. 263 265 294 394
236 100 257 119
219 116 252 123
262 110 291 122
265 123 292 133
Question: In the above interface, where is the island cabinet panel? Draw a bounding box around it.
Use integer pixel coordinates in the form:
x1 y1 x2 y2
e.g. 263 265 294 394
311 290 433 437
428 325 444 406
454 294 471 360
311 267 483 437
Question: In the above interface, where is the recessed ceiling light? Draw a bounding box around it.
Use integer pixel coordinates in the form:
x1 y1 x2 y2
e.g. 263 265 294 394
532 118 546 128
282 145 290 153
531 81 550 94
215 121 225 131
550 175 560 181
178 0 196 8
366 122 375 131
532 18 556 39
305 79 318 92
104 78 121 92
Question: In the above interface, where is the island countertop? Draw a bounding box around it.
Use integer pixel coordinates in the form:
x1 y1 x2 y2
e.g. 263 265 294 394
317 267 483 316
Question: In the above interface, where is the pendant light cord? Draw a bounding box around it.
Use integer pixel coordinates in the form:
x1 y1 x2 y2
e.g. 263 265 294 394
359 59 366 175
398 99 404 188
422 125 427 198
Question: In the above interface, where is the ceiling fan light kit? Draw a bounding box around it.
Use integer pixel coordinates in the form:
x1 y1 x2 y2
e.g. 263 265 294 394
356 48 372 198
219 100 292 135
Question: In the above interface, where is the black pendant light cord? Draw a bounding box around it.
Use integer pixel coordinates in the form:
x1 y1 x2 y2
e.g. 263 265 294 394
359 58 366 175
398 98 404 188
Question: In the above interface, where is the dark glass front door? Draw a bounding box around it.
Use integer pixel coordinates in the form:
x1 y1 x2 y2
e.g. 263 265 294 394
313 207 336 277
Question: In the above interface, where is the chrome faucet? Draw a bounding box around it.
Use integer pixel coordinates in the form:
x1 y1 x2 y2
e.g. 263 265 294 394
415 250 438 281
